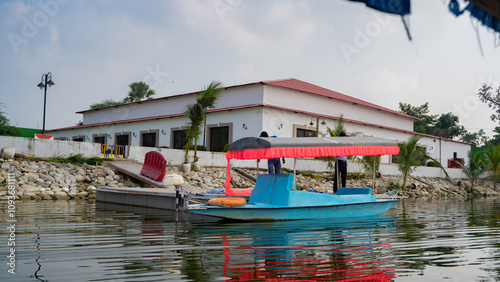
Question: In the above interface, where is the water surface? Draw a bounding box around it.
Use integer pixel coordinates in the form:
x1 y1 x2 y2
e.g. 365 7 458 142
0 198 499 281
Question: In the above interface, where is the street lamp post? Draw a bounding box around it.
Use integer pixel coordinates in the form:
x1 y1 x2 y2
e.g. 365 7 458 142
309 116 326 137
37 72 55 135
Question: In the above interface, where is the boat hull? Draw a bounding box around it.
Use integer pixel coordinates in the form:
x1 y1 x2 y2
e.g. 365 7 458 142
189 199 398 221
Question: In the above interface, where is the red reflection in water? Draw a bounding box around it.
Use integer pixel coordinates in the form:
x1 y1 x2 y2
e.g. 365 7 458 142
222 236 395 281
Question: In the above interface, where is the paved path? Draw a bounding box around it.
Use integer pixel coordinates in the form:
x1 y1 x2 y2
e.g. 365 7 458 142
104 160 205 193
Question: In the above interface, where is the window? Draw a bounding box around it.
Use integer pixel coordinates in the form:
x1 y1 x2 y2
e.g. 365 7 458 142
116 134 130 146
93 135 106 144
296 128 316 137
173 130 187 149
72 136 85 142
142 132 157 147
140 129 159 147
210 126 229 152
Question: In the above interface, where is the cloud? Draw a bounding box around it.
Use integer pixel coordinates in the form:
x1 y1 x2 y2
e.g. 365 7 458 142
364 68 419 98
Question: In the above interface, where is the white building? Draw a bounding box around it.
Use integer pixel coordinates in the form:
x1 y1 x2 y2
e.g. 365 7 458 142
49 78 470 169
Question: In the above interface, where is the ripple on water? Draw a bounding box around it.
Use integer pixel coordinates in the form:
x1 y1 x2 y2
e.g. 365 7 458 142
0 198 499 281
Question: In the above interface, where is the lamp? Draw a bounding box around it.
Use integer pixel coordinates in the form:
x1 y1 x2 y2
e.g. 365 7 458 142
37 72 55 134
310 116 326 137
242 123 247 130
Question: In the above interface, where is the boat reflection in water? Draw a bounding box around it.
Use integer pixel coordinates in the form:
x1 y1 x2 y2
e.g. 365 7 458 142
189 215 398 281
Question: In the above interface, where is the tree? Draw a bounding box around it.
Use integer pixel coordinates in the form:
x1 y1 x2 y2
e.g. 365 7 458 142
484 144 500 190
397 135 425 188
196 80 224 150
477 83 500 122
429 112 465 139
89 99 123 109
321 115 346 173
184 102 204 163
123 82 156 103
460 129 488 147
460 150 485 191
486 127 500 146
0 103 22 136
398 102 437 134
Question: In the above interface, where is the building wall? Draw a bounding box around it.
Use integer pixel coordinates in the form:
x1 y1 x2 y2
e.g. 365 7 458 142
81 83 265 125
262 85 415 131
260 107 471 167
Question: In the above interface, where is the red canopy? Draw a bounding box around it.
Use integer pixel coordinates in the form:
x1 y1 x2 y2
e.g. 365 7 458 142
224 137 400 196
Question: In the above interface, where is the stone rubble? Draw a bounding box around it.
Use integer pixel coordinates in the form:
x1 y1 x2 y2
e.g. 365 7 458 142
169 166 499 199
0 157 133 201
0 157 498 201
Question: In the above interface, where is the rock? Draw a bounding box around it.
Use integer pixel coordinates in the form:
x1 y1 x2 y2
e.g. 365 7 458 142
38 174 55 183
68 190 77 198
75 175 85 183
21 167 38 174
77 191 88 198
95 171 107 177
21 192 36 199
24 173 39 182
87 186 96 192
20 184 38 192
53 192 69 200
162 174 184 186
0 147 15 159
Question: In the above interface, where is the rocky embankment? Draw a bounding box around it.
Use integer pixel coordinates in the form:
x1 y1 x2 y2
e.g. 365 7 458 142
0 157 132 200
1 157 498 200
170 166 499 198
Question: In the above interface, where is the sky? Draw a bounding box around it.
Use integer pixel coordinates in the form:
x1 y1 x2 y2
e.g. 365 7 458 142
1 0 500 138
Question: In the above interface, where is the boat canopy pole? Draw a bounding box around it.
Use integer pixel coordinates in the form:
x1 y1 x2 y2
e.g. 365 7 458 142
293 158 297 190
335 158 339 190
372 157 376 190
257 160 259 175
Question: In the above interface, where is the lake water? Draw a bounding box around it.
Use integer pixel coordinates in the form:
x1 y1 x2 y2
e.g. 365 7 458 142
1 198 499 281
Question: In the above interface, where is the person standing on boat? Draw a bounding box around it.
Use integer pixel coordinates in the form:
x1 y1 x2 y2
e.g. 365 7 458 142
333 132 348 192
258 131 285 174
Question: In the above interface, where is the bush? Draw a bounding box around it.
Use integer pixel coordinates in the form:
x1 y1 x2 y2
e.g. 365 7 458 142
388 181 401 189
44 153 112 166
223 144 230 152
347 172 366 180
426 160 440 167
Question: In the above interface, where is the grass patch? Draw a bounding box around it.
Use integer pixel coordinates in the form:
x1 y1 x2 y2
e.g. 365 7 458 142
388 181 401 189
30 153 113 166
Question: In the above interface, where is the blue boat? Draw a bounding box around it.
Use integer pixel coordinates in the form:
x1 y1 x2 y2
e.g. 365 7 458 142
189 136 400 221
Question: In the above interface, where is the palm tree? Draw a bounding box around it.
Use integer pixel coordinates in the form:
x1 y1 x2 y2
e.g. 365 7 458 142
196 80 224 151
397 135 425 188
322 115 346 173
184 103 204 163
484 144 500 190
460 150 485 191
123 82 156 103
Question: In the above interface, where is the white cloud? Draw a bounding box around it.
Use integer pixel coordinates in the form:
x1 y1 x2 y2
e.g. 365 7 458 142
364 68 419 98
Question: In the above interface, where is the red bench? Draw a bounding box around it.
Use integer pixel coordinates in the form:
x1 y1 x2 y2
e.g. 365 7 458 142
140 151 167 182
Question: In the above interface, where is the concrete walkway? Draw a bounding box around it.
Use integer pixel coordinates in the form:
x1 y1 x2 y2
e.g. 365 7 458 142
104 160 205 193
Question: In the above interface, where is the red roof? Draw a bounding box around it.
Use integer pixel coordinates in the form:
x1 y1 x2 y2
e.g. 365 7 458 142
75 78 415 120
262 78 416 120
